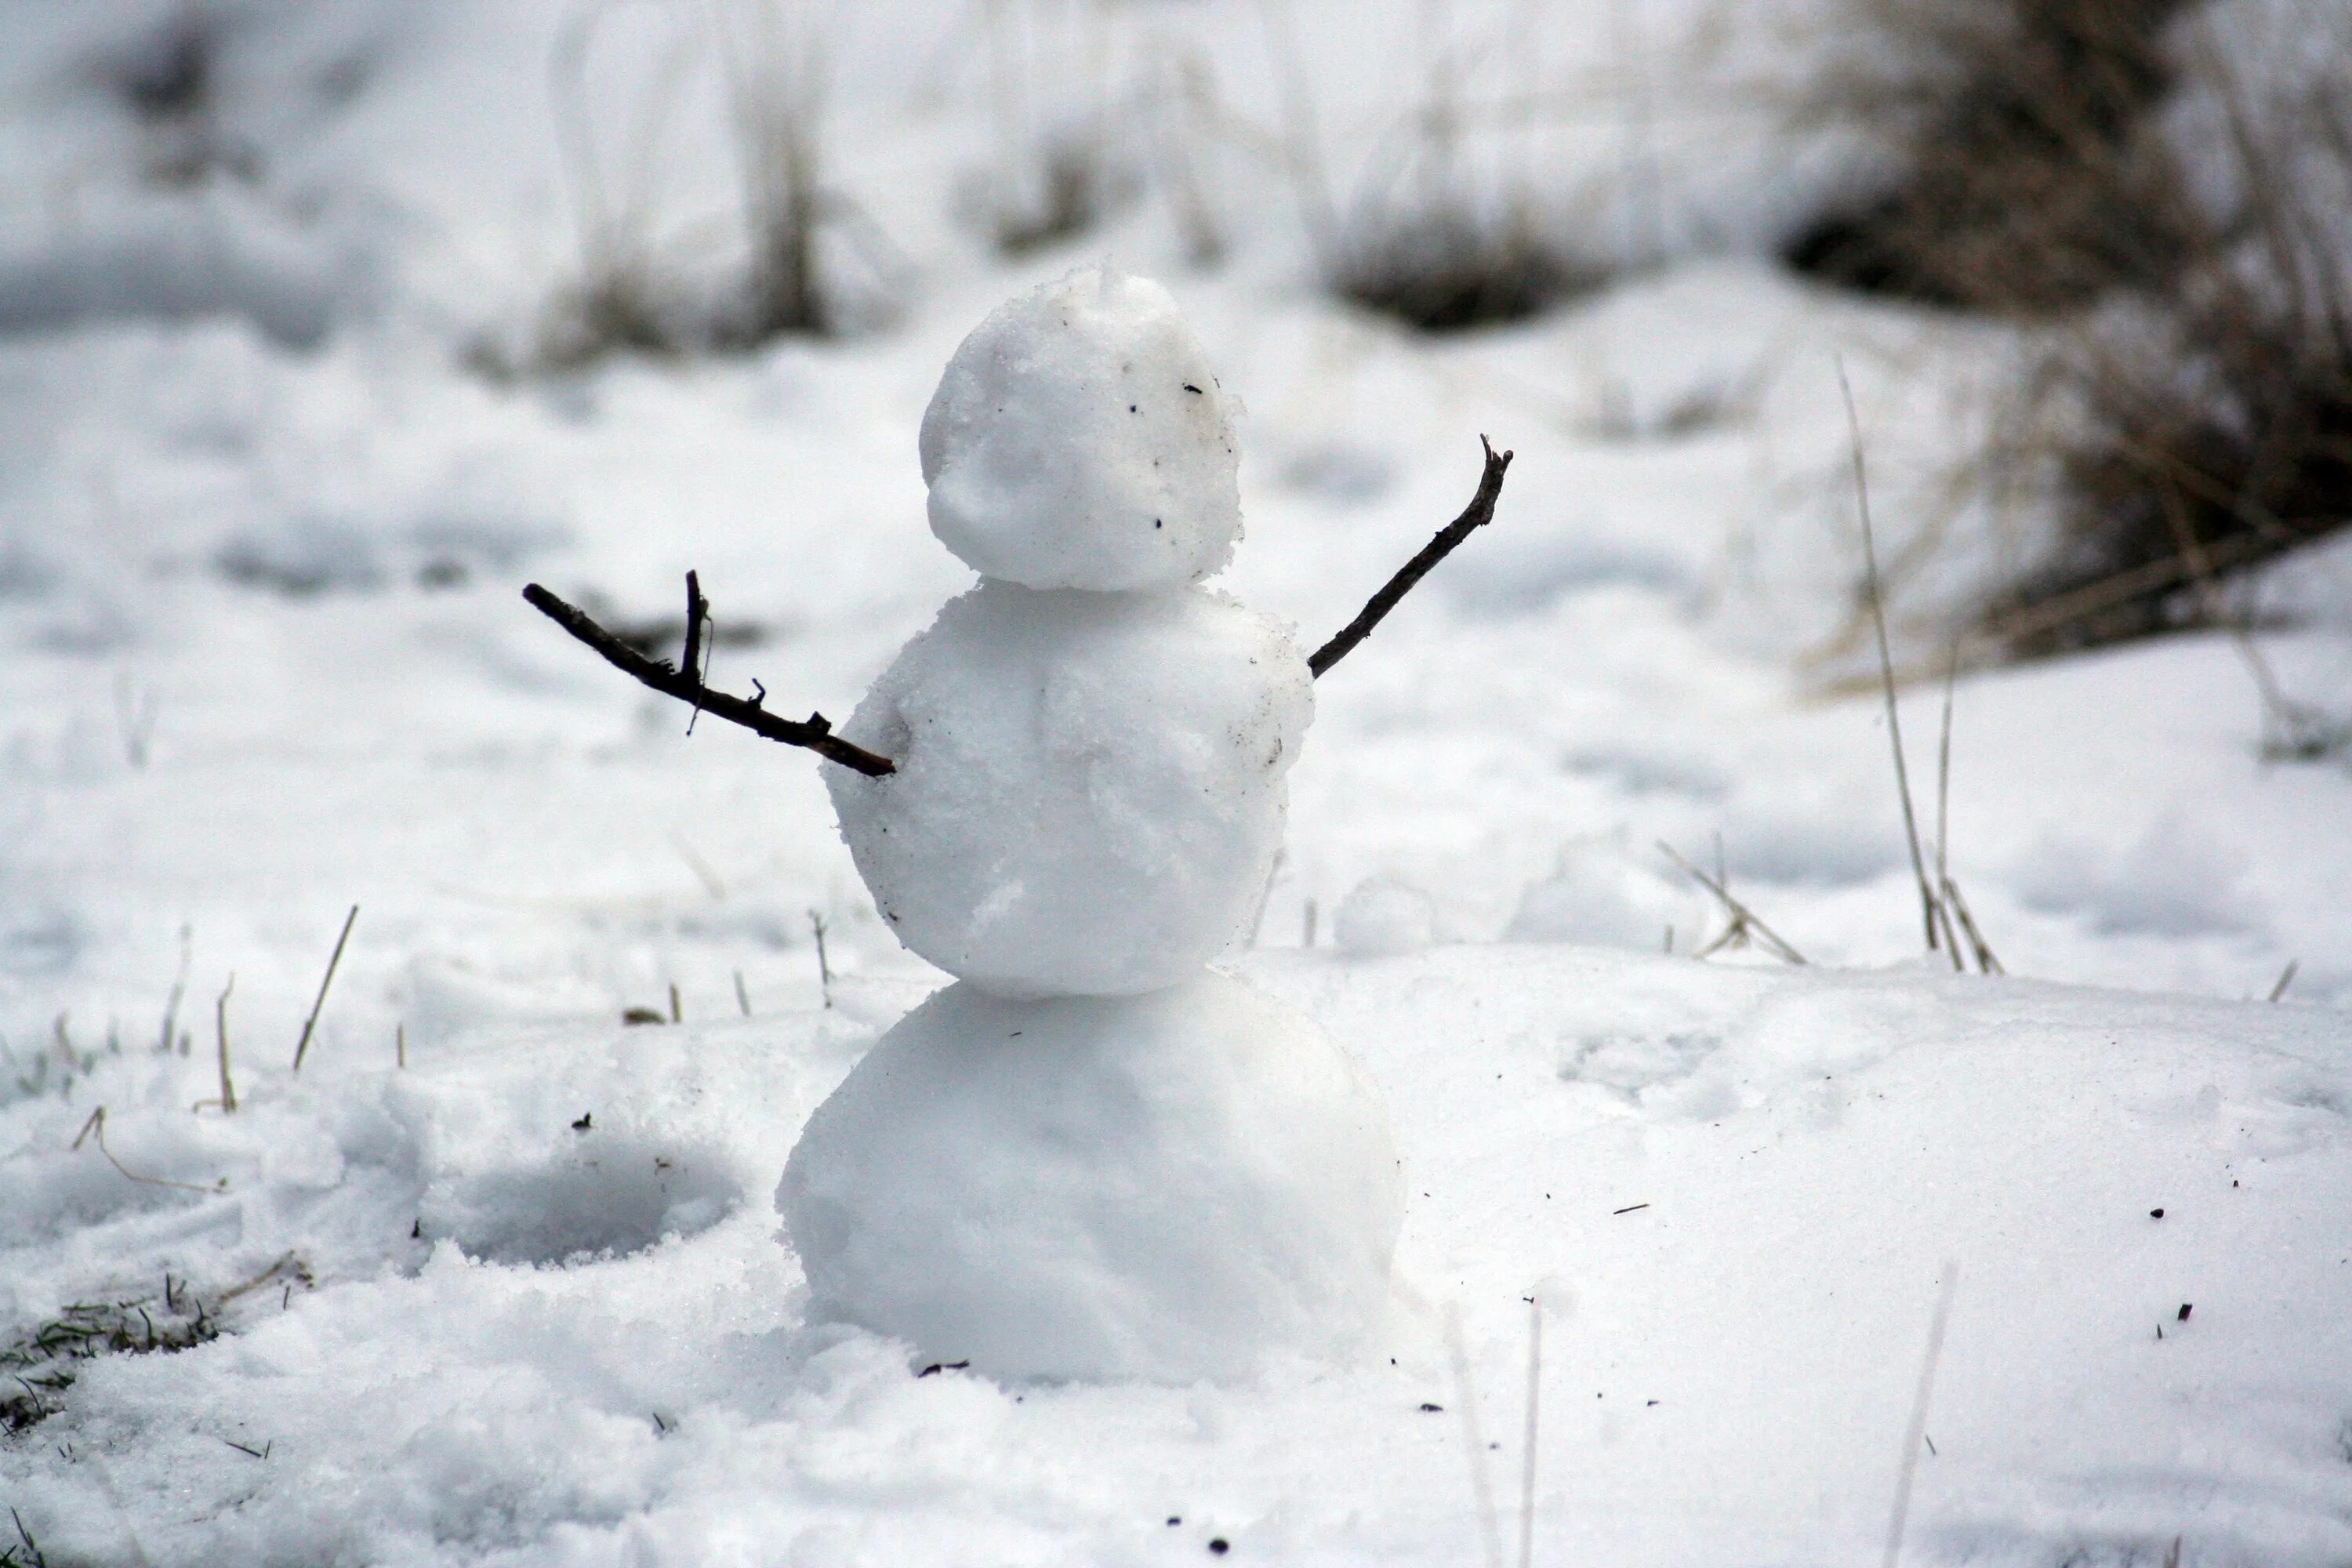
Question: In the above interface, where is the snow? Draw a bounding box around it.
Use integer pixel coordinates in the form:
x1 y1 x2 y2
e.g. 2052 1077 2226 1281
828 579 1311 998
920 267 1244 592
2 0 2350 1562
781 970 1401 1385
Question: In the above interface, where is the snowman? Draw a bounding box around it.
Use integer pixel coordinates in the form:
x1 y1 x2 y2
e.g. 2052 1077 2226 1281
524 265 1512 1383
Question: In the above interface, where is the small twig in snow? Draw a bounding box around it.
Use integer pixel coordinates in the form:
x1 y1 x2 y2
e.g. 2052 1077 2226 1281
291 905 358 1074
1308 437 1514 677
734 970 752 1016
2269 958 2299 1002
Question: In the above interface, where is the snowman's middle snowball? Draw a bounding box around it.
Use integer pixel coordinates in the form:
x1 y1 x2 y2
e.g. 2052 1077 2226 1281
826 579 1311 997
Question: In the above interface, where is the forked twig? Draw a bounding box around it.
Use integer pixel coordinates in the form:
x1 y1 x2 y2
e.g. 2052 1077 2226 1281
1309 437 1515 677
522 579 895 776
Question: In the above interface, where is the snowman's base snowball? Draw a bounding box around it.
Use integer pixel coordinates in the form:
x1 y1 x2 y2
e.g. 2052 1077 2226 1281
779 970 1402 1384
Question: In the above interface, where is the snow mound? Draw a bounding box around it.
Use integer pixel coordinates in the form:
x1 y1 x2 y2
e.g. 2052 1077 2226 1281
826 579 1312 997
1334 876 1438 956
919 266 1243 591
779 969 1403 1383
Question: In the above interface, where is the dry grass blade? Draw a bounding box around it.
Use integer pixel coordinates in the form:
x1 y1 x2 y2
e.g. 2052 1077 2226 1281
1838 361 1944 957
1658 842 1806 964
71 1108 227 1196
291 904 358 1074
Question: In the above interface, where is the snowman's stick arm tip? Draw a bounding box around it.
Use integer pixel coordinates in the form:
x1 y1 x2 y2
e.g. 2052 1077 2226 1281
521 581 897 776
1306 435 1513 678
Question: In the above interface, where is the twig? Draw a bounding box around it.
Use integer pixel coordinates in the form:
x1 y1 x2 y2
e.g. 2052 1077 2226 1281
1839 362 1942 955
1446 1303 1505 1568
291 905 358 1074
2268 959 2299 1002
1518 1297 1541 1568
1308 437 1514 677
810 910 833 1008
395 1022 406 1069
668 982 682 1024
1882 1261 1960 1568
1658 843 1806 964
72 1108 225 1195
734 970 752 1016
522 579 894 776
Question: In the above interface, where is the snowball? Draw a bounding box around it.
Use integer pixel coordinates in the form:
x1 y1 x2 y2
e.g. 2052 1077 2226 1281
1334 877 1437 957
920 266 1243 592
779 970 1403 1383
826 580 1312 997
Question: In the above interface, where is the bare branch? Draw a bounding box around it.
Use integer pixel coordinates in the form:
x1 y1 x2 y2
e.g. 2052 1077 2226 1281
523 579 895 776
1308 436 1514 677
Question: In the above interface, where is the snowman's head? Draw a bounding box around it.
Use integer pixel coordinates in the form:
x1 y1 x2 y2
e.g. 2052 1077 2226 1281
920 267 1243 592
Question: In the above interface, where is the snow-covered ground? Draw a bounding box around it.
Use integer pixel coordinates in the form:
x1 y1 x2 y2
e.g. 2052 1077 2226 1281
3 2 2350 1563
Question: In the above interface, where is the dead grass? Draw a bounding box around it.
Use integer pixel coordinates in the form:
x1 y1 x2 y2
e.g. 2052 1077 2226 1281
1792 0 2352 702
2 1288 218 1432
1784 0 2195 314
1973 10 2352 693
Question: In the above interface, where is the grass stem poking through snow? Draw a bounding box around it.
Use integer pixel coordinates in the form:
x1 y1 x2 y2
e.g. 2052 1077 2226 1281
2268 960 2299 1003
522 578 894 775
735 971 751 1016
207 975 236 1113
156 924 191 1057
1308 437 1513 677
1445 1303 1505 1568
1882 1261 1960 1568
1659 843 1806 964
395 1022 406 1069
810 910 833 1008
291 904 358 1075
72 1107 226 1195
1839 361 1944 958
